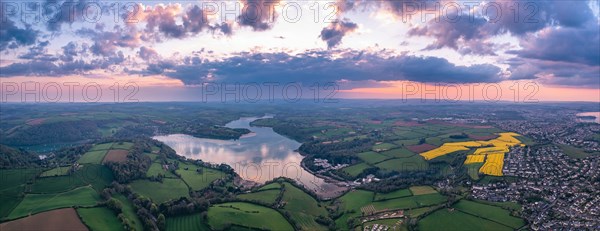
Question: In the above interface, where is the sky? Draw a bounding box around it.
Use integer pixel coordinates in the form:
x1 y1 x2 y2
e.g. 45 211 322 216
0 0 599 103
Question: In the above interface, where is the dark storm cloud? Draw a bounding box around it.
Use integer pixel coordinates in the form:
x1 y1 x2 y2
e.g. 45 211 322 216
0 19 38 51
140 50 502 85
509 59 600 88
510 25 600 66
320 20 358 49
406 0 597 55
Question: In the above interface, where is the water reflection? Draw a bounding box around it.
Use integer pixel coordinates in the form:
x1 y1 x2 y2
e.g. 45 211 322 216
576 112 600 124
153 117 328 191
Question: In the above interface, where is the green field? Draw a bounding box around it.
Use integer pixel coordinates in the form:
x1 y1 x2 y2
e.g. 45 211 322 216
77 207 124 231
30 175 87 193
78 150 109 164
334 190 375 230
0 169 42 219
31 164 114 193
114 194 144 231
257 182 281 191
341 162 371 178
129 179 189 204
237 189 280 204
8 186 100 219
409 186 437 195
357 151 391 164
281 182 328 230
371 193 446 211
418 209 512 231
89 142 114 151
111 142 134 150
176 163 225 191
373 143 396 151
39 166 71 177
374 188 412 201
146 162 177 178
207 202 293 230
375 156 428 172
166 213 209 231
381 148 416 158
465 163 484 180
453 200 525 229
558 144 598 159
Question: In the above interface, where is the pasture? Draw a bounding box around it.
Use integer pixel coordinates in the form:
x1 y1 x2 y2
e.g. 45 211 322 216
281 182 328 230
257 182 281 191
341 163 371 178
111 142 134 150
77 207 124 231
114 194 144 231
8 186 100 220
146 162 177 178
129 179 189 204
409 186 437 195
374 188 412 201
89 142 113 151
237 189 280 204
176 163 225 191
207 202 293 230
0 169 41 219
357 151 391 164
381 148 416 158
39 166 71 177
417 209 512 231
452 200 525 229
166 213 209 231
77 150 108 164
375 156 428 172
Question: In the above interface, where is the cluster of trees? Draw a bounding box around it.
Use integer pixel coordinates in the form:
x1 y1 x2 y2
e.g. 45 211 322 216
106 140 152 183
0 144 41 168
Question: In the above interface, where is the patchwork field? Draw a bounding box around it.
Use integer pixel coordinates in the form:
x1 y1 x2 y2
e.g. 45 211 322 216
0 208 87 231
418 209 512 231
237 189 280 204
453 200 525 229
166 213 209 231
335 188 447 230
207 202 293 230
8 186 100 220
89 142 114 151
77 207 124 231
374 188 412 201
0 169 42 219
129 179 189 204
176 163 226 191
39 166 71 177
281 182 328 230
77 150 108 164
341 162 371 177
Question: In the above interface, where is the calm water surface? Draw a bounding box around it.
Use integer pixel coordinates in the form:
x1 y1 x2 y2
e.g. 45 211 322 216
576 112 600 124
153 116 329 191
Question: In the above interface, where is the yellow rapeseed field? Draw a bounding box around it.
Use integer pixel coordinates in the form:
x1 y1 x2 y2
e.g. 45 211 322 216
420 132 525 176
464 155 485 164
479 153 505 176
420 144 470 160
